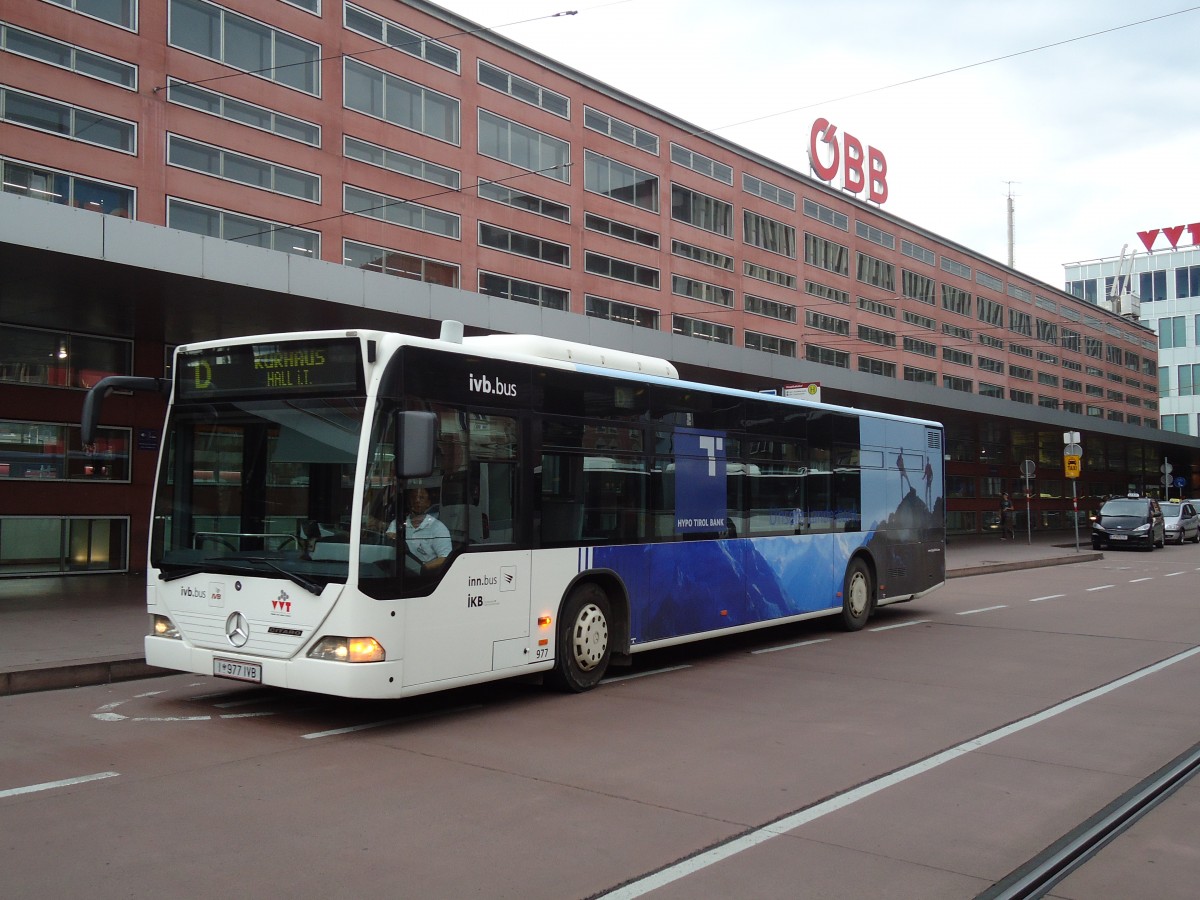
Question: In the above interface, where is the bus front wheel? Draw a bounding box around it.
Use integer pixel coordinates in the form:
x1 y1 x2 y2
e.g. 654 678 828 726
840 558 874 631
548 583 612 692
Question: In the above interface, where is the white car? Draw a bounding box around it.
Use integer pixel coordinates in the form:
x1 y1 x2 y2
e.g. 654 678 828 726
1161 501 1200 544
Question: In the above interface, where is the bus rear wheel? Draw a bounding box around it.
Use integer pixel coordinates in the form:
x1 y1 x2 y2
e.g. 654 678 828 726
548 583 611 693
840 558 874 631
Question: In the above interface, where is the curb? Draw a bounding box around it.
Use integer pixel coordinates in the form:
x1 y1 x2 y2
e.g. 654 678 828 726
0 658 168 697
947 551 1103 579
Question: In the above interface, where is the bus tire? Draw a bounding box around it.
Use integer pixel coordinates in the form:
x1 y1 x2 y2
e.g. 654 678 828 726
840 558 874 631
548 583 612 693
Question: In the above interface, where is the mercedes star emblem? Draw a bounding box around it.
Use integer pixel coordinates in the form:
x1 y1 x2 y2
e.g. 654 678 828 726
225 611 250 647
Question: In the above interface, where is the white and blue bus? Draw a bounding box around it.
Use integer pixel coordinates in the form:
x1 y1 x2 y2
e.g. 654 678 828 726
83 323 945 698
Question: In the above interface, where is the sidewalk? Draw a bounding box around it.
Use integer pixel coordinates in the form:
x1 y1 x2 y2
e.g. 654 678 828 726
0 532 1100 696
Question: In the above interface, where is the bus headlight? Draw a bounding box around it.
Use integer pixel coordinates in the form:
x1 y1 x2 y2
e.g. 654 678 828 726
307 636 386 663
151 615 180 639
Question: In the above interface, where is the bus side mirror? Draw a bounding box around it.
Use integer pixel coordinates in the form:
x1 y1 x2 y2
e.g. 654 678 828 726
396 411 436 478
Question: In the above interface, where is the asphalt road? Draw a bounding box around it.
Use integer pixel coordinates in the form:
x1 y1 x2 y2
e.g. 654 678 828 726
2 552 1197 899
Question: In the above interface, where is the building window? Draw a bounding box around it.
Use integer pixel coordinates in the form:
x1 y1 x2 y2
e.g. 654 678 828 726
901 239 935 266
745 295 796 323
0 326 131 390
0 516 129 576
479 272 568 310
1009 309 1033 337
742 173 795 210
743 210 796 258
167 197 319 257
671 275 733 308
45 0 134 28
585 214 659 249
942 284 972 317
343 240 458 287
1139 270 1168 302
583 106 658 154
480 222 567 265
343 2 458 71
1161 414 1189 433
745 262 796 289
1007 284 1033 303
805 344 850 368
1 158 133 217
584 151 658 211
903 337 936 357
859 297 896 319
943 375 973 393
805 310 850 336
942 323 971 341
477 179 569 222
171 79 319 145
904 366 936 385
345 58 459 143
0 420 130 481
0 86 135 153
858 356 895 377
1008 389 1033 404
674 315 732 344
940 257 972 280
672 240 733 271
477 60 568 117
1009 365 1033 381
670 143 732 184
1159 316 1186 349
2 23 137 88
976 270 1003 292
806 280 848 305
746 332 796 357
858 325 896 348
979 383 1004 399
671 183 733 236
1176 265 1200 299
902 269 936 305
346 185 459 238
168 134 320 202
978 357 1004 374
585 296 659 329
1067 279 1098 303
584 252 658 287
170 0 320 94
804 233 849 276
479 109 570 180
943 347 973 367
855 220 895 250
344 136 458 188
802 198 849 231
904 311 935 331
856 252 895 291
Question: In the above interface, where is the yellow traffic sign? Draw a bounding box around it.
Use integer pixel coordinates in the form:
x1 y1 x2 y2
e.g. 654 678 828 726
1064 455 1082 478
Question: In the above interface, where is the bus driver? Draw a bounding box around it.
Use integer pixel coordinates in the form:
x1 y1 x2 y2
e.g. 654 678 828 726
387 487 452 573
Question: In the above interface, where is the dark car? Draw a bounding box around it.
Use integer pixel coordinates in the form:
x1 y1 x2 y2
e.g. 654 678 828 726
1091 496 1165 551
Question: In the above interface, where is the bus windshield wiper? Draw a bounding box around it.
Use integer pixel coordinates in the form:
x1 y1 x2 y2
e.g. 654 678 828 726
159 566 206 582
242 557 324 595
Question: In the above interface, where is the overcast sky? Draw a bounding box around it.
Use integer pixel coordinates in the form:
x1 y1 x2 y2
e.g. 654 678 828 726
432 0 1200 289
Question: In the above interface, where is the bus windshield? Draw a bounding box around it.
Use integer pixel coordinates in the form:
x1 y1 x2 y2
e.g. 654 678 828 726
150 397 365 588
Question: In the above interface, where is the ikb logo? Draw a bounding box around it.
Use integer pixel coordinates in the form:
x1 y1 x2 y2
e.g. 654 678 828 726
468 373 517 397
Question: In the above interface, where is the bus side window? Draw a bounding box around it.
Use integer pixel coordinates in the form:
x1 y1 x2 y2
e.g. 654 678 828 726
539 453 584 545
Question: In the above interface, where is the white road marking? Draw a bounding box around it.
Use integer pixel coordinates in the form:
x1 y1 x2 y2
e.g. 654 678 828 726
957 606 1007 616
1029 594 1065 602
599 645 1200 899
0 772 118 799
604 665 692 683
1128 578 1153 584
1087 584 1114 592
751 639 831 655
301 704 482 740
1164 571 1185 577
869 619 929 632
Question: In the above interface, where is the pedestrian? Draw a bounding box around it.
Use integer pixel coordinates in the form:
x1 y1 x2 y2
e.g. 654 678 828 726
1000 492 1014 540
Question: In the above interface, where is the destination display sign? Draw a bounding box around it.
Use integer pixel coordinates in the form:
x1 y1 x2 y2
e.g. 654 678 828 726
175 338 363 401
